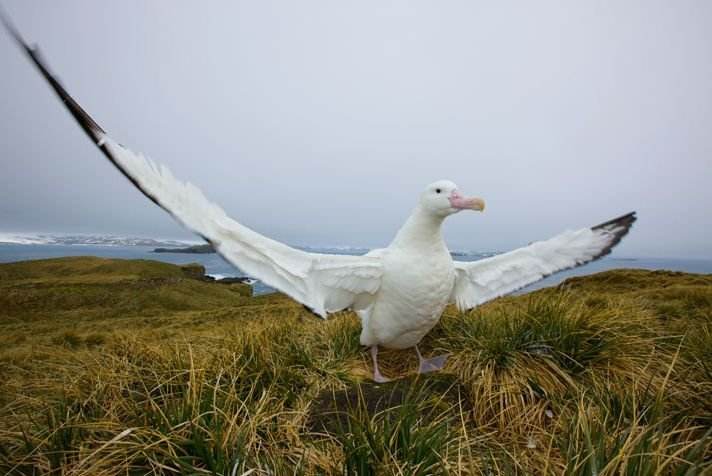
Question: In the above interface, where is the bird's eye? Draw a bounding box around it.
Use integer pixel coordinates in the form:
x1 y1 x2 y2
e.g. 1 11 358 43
435 188 441 194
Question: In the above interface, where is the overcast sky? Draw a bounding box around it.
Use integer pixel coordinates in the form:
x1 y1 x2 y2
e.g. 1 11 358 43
1 1 710 258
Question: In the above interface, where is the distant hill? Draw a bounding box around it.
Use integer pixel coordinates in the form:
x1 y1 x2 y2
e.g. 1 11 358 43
153 244 215 254
0 256 252 321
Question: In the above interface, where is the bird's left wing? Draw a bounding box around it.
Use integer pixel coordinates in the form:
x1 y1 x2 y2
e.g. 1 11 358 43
450 212 636 311
2 13 381 317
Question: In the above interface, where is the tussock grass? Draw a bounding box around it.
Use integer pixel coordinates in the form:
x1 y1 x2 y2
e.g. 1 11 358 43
0 258 710 474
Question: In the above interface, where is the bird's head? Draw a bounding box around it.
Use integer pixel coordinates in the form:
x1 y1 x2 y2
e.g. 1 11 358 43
419 180 485 217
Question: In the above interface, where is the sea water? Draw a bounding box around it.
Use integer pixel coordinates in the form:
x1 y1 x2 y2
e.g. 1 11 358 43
0 243 710 296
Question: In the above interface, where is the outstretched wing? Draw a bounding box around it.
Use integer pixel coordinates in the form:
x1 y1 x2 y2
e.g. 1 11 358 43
450 212 636 311
3 13 381 317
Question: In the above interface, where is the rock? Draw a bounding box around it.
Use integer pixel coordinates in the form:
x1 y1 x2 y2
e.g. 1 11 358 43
179 263 207 280
215 277 251 285
306 373 468 435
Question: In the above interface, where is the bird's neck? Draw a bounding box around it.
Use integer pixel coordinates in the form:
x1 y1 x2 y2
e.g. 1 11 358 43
390 205 446 251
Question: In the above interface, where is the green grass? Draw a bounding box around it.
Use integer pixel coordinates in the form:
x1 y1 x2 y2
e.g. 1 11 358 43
0 257 710 474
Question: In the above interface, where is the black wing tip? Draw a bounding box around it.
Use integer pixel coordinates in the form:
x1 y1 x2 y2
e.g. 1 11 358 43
592 211 637 231
2 8 172 214
0 3 21 42
591 211 637 260
1 7 105 142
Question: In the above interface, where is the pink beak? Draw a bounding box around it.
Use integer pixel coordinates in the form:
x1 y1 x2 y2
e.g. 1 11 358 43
449 191 485 211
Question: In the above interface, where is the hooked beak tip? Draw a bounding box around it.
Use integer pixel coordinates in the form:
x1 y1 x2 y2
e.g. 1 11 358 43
472 198 485 212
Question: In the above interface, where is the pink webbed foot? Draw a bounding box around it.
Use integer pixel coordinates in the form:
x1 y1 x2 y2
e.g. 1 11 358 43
415 345 449 374
417 354 449 374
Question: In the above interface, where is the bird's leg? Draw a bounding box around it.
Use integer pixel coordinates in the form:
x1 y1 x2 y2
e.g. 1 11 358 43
370 345 390 383
415 345 450 374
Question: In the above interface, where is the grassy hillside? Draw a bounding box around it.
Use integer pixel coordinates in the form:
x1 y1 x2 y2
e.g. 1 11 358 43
0 257 710 475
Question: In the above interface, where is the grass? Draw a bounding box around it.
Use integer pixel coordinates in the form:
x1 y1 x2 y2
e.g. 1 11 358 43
0 257 710 474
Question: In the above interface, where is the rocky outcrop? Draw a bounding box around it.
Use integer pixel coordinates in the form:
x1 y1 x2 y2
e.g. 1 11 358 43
153 244 215 254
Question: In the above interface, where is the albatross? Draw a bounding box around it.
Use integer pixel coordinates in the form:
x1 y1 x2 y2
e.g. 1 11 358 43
3 15 636 382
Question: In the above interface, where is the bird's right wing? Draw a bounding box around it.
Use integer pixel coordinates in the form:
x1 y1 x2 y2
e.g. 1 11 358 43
2 11 382 318
450 212 636 311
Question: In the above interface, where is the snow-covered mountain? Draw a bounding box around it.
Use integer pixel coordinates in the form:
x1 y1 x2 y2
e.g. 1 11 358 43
0 232 194 247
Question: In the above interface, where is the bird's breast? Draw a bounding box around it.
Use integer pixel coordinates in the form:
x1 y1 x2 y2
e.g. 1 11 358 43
358 243 457 348
374 250 455 330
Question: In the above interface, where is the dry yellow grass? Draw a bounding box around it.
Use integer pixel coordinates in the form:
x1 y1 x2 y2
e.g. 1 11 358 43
0 257 710 474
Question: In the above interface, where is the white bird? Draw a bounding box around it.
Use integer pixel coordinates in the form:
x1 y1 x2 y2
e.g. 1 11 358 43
3 16 636 382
